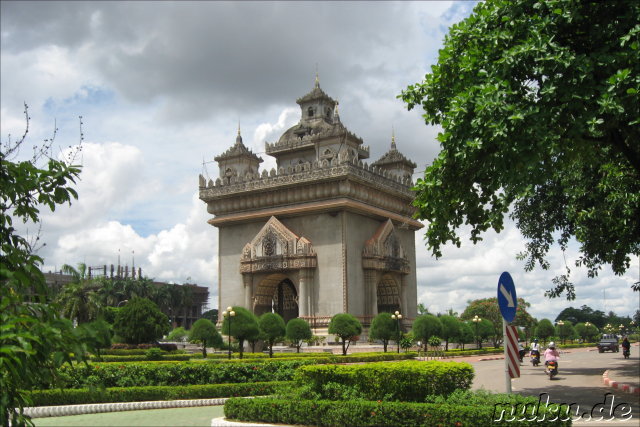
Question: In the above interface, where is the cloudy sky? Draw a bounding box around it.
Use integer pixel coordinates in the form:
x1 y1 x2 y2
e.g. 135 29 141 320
2 1 637 322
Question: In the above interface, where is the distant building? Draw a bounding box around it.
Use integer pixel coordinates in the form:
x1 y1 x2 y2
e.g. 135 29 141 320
44 264 209 330
199 77 421 336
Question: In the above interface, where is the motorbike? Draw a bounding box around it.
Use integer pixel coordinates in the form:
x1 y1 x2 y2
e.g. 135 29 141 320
530 351 540 366
623 348 630 359
545 361 558 379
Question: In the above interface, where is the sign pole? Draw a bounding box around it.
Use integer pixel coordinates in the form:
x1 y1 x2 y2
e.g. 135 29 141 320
503 319 512 394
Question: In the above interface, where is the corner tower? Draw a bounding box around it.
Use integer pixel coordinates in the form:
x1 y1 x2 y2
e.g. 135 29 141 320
200 78 422 336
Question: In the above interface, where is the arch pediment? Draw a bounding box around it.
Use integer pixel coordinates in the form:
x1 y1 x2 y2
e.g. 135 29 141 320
363 219 410 273
241 216 316 273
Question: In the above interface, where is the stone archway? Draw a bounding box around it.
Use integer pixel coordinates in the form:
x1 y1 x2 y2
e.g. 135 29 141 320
376 274 400 314
254 274 299 323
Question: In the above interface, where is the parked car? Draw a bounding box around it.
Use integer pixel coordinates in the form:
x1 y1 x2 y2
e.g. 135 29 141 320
597 335 619 353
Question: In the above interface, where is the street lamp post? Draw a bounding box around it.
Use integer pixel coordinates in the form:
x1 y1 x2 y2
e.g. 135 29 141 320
222 306 236 360
557 320 565 344
391 311 402 353
473 315 481 349
619 324 625 337
584 322 592 342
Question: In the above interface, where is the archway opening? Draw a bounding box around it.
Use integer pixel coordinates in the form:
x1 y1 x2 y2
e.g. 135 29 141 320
377 274 400 314
254 275 299 323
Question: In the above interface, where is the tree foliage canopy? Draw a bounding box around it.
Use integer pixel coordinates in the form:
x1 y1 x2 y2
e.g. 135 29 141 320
221 306 259 359
400 0 640 299
258 312 286 357
1 106 86 426
369 312 397 352
412 314 443 349
328 313 362 355
113 297 169 344
189 318 222 357
285 318 312 353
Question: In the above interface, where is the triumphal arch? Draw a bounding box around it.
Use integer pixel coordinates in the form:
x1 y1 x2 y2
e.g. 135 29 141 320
199 78 422 334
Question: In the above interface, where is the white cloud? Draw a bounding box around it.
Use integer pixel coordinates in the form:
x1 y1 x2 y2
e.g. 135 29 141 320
3 1 637 320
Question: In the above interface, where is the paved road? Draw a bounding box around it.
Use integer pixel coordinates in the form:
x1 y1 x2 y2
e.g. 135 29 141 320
466 347 639 425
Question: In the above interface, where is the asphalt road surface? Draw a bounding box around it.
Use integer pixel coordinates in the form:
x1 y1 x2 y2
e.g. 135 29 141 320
468 348 639 425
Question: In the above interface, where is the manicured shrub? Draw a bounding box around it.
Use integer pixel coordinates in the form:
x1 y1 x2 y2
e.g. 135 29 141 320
294 360 473 402
285 318 312 353
221 306 259 359
189 318 222 358
54 359 311 389
258 312 286 358
328 313 362 355
28 381 286 406
113 298 170 344
223 397 571 426
145 347 164 361
369 312 397 352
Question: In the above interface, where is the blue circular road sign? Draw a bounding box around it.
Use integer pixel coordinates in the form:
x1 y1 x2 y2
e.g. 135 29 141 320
497 272 518 323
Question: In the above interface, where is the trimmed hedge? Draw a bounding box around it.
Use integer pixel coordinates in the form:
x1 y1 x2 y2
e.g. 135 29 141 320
54 360 311 389
89 351 415 365
295 361 474 401
224 398 572 426
94 354 195 362
28 381 287 406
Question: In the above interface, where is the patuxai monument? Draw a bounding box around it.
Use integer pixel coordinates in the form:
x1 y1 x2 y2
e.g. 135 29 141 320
199 77 423 337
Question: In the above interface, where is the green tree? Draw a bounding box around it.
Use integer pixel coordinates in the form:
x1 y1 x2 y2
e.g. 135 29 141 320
461 297 534 347
76 319 112 359
328 313 362 356
113 297 169 344
189 318 222 358
221 306 259 359
285 318 312 353
417 303 430 315
574 322 599 343
201 308 219 323
369 312 397 352
535 319 555 344
438 315 461 351
555 320 575 344
412 314 443 351
1 107 88 426
259 312 286 357
56 263 101 324
167 326 189 342
457 321 475 350
400 0 640 299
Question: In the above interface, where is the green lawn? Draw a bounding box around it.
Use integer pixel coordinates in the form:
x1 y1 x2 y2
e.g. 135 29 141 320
34 405 226 426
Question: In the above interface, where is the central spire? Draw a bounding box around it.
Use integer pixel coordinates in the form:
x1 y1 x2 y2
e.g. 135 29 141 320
236 121 243 145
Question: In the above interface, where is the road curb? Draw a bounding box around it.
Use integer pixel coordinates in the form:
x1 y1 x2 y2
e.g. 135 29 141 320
24 398 229 418
602 370 640 395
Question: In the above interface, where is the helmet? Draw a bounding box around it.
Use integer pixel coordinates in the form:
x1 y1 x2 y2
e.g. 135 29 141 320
533 339 538 343
548 342 556 348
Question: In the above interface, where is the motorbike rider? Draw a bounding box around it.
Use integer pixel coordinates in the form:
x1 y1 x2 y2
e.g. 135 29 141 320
531 339 540 357
530 339 541 363
544 342 560 369
518 341 525 362
621 337 631 355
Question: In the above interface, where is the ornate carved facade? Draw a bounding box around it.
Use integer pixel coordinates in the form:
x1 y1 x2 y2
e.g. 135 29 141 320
200 77 421 334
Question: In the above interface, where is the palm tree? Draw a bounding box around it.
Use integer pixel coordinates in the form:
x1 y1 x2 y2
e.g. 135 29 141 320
179 285 194 328
151 283 172 314
95 277 124 307
56 263 101 324
168 285 184 328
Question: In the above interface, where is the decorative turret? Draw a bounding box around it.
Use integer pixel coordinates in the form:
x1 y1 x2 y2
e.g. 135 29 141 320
371 130 417 182
214 125 263 184
265 76 369 168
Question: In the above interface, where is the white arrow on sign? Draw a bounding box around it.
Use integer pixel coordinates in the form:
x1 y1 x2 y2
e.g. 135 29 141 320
499 283 515 307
